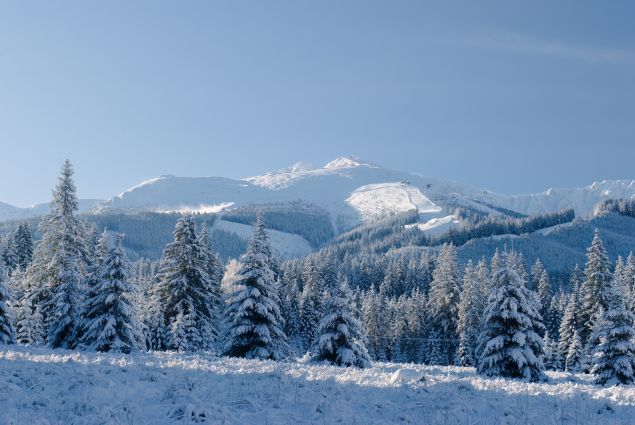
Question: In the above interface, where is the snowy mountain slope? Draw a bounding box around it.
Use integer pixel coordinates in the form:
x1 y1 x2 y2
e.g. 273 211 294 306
480 180 635 216
214 219 312 259
95 157 458 231
1 345 634 425
0 199 103 222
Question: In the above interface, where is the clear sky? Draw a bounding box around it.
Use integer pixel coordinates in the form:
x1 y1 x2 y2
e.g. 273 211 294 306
1 1 634 206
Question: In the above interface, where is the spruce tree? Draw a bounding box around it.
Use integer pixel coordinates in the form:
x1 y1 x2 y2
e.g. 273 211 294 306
156 216 218 351
457 260 484 367
0 262 16 344
565 329 584 373
477 253 547 382
427 244 461 365
580 230 613 344
79 235 141 353
14 224 34 271
530 258 546 292
26 160 87 349
591 285 635 385
223 213 288 360
558 292 580 367
311 279 371 368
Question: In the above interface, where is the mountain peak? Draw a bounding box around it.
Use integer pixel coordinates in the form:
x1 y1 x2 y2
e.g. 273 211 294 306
323 156 363 170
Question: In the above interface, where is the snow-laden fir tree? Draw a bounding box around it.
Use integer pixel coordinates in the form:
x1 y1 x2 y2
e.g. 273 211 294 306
0 262 16 344
156 216 219 351
362 287 388 361
79 234 141 353
590 283 635 385
477 252 547 382
537 270 553 330
198 223 223 305
310 279 371 368
543 334 561 371
223 212 288 360
457 260 485 367
2 238 18 272
12 268 43 345
299 258 324 352
426 243 461 365
565 329 584 373
580 230 613 345
14 223 34 271
558 291 580 367
26 160 87 348
530 258 546 292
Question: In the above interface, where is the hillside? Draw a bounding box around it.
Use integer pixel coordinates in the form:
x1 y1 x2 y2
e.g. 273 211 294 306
1 345 634 425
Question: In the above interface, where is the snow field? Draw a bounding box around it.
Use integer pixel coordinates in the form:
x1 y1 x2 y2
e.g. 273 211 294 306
1 345 635 425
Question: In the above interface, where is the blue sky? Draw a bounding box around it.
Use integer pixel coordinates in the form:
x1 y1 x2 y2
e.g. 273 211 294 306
1 1 634 206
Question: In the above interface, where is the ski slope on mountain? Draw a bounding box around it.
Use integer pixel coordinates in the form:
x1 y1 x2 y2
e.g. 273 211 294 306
1 345 634 425
214 219 312 259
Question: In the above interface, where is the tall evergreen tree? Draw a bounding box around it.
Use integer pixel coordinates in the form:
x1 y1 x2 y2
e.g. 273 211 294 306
0 262 16 344
14 224 34 271
79 235 141 353
591 284 635 385
223 213 288 360
565 329 584 373
530 258 546 292
156 216 218 351
311 279 371 368
457 260 484 366
477 253 547 382
25 160 87 348
580 230 613 345
427 244 461 365
558 291 580 367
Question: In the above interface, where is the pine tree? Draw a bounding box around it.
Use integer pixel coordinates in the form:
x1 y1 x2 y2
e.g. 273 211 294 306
362 287 388 361
156 216 218 351
311 279 371 368
558 291 580 367
427 244 461 365
2 238 18 272
477 253 547 382
299 259 323 352
530 258 546 292
580 230 613 345
591 283 635 385
0 262 16 344
457 260 484 367
26 160 87 349
538 270 553 325
543 334 561 371
223 213 288 360
79 235 141 353
565 329 584 373
14 224 34 271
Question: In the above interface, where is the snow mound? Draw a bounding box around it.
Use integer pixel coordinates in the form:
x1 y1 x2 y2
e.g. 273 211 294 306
389 368 426 385
346 182 441 221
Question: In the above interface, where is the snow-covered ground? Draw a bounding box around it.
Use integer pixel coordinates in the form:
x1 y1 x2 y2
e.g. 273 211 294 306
1 345 634 425
346 183 441 222
214 219 312 260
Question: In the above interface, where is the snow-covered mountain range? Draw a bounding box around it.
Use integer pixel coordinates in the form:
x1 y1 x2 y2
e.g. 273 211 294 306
2 157 635 228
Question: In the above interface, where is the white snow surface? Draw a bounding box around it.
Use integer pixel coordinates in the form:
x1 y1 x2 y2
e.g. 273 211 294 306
215 219 312 259
1 345 635 424
346 183 441 222
406 214 460 236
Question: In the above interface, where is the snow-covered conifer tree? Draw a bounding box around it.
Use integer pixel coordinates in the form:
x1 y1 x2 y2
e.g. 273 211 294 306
477 252 547 382
223 213 288 360
530 258 546 292
26 160 87 349
558 291 580 366
457 260 484 367
427 244 461 365
79 234 141 353
311 279 371 368
565 329 584 373
14 224 34 271
0 262 16 344
591 285 635 385
156 216 218 351
580 230 613 344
